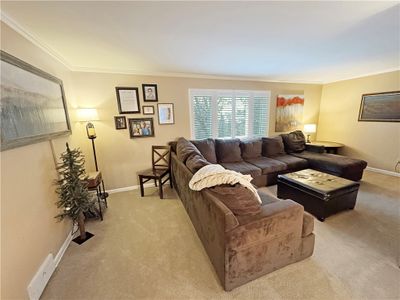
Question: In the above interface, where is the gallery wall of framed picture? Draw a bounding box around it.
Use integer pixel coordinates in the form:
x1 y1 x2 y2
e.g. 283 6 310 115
114 83 177 138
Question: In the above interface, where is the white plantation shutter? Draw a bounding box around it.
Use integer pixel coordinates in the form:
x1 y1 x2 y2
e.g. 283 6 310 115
190 89 270 139
192 95 212 139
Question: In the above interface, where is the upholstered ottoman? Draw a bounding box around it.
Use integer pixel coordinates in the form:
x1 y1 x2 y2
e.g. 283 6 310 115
277 169 360 221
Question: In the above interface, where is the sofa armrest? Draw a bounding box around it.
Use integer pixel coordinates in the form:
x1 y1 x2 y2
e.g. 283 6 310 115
228 200 304 250
306 144 325 153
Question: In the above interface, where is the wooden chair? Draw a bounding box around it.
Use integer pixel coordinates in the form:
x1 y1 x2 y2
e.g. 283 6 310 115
138 146 172 199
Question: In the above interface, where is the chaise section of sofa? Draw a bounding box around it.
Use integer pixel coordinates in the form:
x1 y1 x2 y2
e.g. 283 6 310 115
280 131 367 181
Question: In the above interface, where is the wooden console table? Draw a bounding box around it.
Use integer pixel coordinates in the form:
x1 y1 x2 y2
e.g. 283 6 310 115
307 141 344 154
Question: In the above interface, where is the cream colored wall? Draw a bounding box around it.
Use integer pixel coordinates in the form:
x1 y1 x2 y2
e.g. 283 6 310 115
70 72 321 189
1 22 75 299
1 20 322 299
317 71 400 172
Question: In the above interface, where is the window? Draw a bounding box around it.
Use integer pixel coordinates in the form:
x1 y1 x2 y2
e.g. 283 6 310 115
189 89 270 139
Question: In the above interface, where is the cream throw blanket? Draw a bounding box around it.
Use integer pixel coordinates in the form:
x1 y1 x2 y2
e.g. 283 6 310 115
188 164 262 203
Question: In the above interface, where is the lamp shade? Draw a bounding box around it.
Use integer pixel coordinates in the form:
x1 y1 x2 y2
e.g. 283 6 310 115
304 123 317 133
76 108 99 122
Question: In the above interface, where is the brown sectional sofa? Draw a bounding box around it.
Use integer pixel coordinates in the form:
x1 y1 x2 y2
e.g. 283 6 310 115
170 131 367 291
172 148 315 291
189 131 367 186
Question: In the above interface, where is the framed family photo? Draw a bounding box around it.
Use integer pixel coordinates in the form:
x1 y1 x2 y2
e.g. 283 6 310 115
114 116 127 129
142 84 158 102
158 103 175 125
116 87 140 114
142 105 155 115
128 118 155 138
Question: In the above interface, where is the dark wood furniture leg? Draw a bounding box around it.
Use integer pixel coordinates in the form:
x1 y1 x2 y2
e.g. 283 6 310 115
159 177 163 199
139 176 144 197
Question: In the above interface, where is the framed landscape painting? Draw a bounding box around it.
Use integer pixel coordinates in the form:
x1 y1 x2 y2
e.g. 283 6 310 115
358 91 400 122
0 51 71 151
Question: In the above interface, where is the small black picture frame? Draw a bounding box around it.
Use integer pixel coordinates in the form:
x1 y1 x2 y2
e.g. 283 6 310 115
114 116 127 129
142 105 155 115
142 84 158 102
116 87 140 114
128 118 155 138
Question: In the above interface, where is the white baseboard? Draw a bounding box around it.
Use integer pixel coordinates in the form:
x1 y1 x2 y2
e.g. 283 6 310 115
27 224 77 300
107 182 155 194
366 166 400 177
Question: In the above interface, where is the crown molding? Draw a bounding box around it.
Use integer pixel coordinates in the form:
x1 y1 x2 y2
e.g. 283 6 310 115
322 67 400 84
1 10 398 85
70 65 323 84
0 11 73 70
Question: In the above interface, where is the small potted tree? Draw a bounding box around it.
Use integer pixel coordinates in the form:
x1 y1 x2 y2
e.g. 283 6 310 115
55 143 96 244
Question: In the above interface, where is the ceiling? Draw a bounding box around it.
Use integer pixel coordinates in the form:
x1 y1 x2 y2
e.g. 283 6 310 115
1 1 399 83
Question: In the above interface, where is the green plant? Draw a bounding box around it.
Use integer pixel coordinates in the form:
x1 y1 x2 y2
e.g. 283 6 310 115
55 143 95 240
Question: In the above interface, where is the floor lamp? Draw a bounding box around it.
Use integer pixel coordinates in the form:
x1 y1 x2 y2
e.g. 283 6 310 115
77 108 109 201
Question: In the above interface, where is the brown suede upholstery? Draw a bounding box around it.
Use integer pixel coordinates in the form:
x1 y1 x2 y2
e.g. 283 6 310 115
245 156 287 174
240 138 262 159
209 184 261 216
215 138 243 163
191 138 218 164
220 161 262 178
262 136 286 156
176 137 201 163
292 151 367 181
281 130 307 153
185 152 210 173
171 152 315 291
270 154 308 171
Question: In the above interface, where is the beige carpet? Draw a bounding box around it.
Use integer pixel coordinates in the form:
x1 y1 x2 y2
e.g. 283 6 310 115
42 170 400 299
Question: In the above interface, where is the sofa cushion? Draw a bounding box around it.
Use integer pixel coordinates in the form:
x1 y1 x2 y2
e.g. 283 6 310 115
209 184 261 216
291 151 367 181
191 138 218 164
215 138 243 163
257 187 280 205
185 153 210 173
270 154 308 171
177 137 201 163
245 157 287 175
281 130 306 153
262 136 285 157
220 161 262 178
240 139 262 159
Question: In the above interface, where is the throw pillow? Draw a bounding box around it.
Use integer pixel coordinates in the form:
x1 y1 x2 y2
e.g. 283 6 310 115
240 139 262 159
281 130 306 153
176 137 201 163
215 138 243 163
191 138 218 164
209 184 261 216
185 153 211 173
262 136 286 157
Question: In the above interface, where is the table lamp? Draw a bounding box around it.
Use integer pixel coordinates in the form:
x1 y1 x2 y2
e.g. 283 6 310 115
304 124 316 143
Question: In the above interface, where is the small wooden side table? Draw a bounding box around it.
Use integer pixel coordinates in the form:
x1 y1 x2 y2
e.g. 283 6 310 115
86 171 108 220
307 141 344 154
